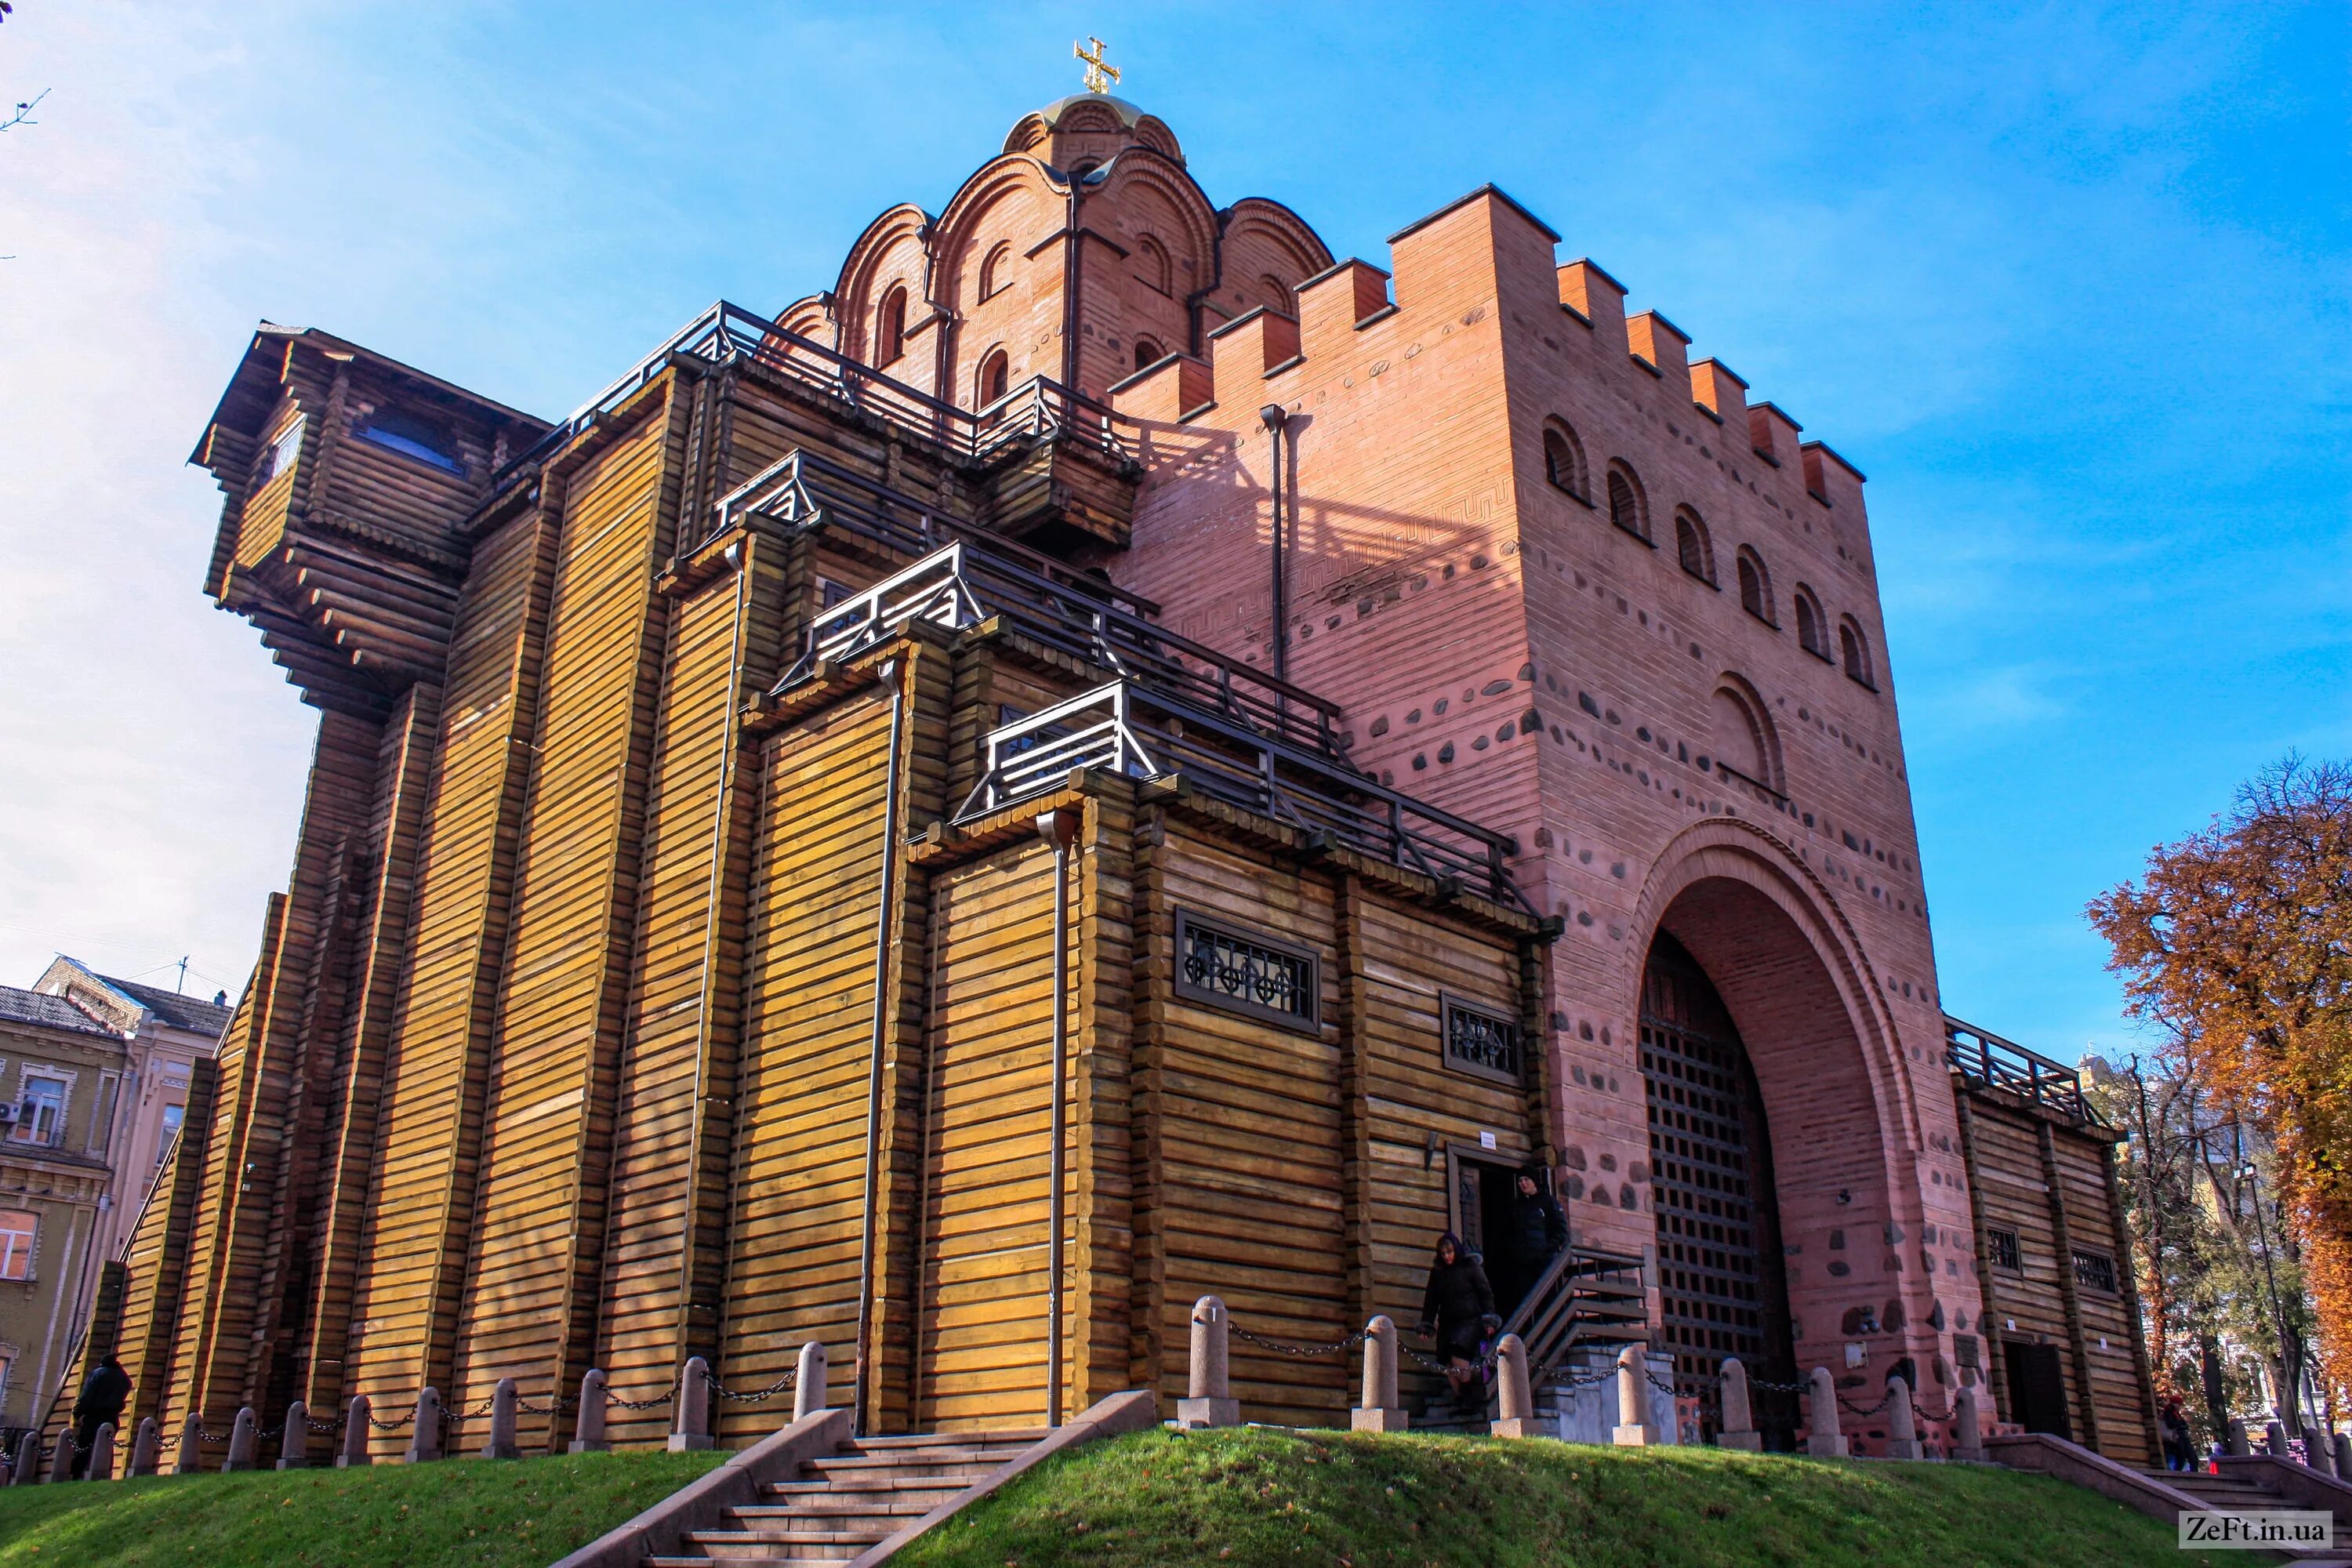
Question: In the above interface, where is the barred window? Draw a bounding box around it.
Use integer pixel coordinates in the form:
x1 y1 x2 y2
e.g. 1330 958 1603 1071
1987 1227 2022 1271
2073 1248 2117 1293
1173 910 1318 1030
1443 994 1522 1085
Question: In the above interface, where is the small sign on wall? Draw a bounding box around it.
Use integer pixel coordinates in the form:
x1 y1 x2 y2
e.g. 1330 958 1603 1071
1479 1130 1497 1151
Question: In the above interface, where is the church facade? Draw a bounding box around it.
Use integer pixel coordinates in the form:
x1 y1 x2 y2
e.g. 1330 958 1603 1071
96 87 2154 1463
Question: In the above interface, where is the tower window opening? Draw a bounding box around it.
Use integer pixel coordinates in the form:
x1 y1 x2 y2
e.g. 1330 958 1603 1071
1839 617 1876 690
978 348 1011 408
1795 586 1830 661
1675 506 1715 586
876 285 909 366
1606 463 1649 543
1543 421 1588 501
1737 548 1776 627
1134 338 1163 372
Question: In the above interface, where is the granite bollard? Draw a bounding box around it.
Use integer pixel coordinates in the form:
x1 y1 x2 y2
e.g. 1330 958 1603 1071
277 1399 309 1469
1883 1377 1922 1460
1350 1316 1408 1433
793 1341 828 1423
1613 1342 1656 1446
670 1357 713 1452
1805 1368 1849 1457
338 1396 372 1468
481 1377 520 1460
1177 1296 1240 1429
568 1371 608 1454
1717 1357 1762 1451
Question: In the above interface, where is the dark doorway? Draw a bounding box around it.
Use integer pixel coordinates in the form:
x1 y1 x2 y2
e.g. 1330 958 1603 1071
1641 932 1799 1446
2004 1340 2074 1440
1452 1153 1535 1318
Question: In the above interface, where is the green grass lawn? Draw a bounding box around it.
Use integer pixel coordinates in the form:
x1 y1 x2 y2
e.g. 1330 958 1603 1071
897 1427 2236 1568
0 1450 726 1567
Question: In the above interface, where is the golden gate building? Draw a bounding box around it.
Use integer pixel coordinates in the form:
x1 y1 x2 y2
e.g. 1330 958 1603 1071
101 86 2155 1463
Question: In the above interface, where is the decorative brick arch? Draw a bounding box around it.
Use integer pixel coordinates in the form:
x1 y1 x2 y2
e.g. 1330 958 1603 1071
1619 817 1944 1417
1622 816 1918 1162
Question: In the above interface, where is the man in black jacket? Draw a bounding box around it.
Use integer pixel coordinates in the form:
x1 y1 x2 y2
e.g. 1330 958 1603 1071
70 1352 130 1477
1494 1168 1570 1316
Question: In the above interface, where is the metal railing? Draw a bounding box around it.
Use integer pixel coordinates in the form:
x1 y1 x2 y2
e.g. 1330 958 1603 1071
1496 1244 1649 1383
762 510 1346 757
957 681 1533 912
495 299 1127 496
1944 1015 2096 1124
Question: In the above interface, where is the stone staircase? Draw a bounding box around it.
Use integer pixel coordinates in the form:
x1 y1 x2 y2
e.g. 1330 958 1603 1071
2138 1462 2352 1563
643 1428 1046 1566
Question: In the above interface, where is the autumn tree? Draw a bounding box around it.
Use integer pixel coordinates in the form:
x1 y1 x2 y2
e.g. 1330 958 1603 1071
2089 755 2352 1419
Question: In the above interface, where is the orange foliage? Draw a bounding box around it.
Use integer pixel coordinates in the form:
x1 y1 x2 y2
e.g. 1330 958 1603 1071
2088 757 2352 1395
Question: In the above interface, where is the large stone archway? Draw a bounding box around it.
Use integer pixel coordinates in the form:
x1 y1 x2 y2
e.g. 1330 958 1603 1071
1622 818 1955 1446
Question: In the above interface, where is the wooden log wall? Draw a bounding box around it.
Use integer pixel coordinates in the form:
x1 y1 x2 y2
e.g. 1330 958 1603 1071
1344 884 1537 1405
1130 826 1353 1428
443 387 685 1446
114 1057 220 1434
293 684 442 1443
338 506 562 1454
162 705 384 1460
590 524 793 1446
1956 1084 2158 1465
916 840 1062 1429
714 643 953 1443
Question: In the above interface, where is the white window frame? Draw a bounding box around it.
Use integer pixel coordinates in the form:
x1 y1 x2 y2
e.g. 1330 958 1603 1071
11 1064 74 1148
0 1209 35 1281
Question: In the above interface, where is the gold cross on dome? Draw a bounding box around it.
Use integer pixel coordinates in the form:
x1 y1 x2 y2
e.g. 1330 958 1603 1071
1074 36 1120 94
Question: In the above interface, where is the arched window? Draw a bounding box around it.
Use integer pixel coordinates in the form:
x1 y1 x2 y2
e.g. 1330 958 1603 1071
1541 421 1587 500
1606 462 1648 542
1710 677 1784 793
1840 617 1876 689
1260 274 1294 315
1674 506 1715 585
875 285 908 366
978 241 1014 301
1737 547 1776 626
1133 338 1163 372
1794 586 1830 661
977 348 1011 408
1135 235 1171 295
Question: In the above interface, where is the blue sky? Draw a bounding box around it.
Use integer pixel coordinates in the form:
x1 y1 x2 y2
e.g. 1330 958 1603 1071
0 4 2342 1055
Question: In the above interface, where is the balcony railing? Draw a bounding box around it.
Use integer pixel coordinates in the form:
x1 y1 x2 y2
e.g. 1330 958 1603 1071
495 299 1127 497
1944 1015 2096 1124
767 517 1347 758
957 681 1533 913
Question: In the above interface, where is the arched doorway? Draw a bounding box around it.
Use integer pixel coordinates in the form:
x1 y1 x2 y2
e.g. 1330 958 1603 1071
1640 931 1799 1446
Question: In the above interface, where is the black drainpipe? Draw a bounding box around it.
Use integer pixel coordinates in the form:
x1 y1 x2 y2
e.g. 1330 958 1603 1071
853 655 907 1438
1260 404 1290 684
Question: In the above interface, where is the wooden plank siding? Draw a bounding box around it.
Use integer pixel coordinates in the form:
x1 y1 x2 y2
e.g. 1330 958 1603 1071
717 660 913 1441
1348 886 1535 1407
169 707 384 1457
446 387 686 1448
338 506 562 1455
1131 824 1353 1430
591 522 796 1447
293 682 443 1446
114 1057 220 1435
1958 1086 2157 1465
916 840 1062 1430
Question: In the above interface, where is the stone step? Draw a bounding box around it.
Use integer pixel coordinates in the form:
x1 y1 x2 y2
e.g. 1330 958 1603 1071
736 1496 942 1519
800 1454 1001 1482
687 1533 889 1561
765 1477 965 1501
848 1428 1045 1450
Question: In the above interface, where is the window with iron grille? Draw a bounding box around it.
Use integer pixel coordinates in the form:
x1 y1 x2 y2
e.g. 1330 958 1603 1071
2073 1248 2118 1293
1443 995 1522 1085
1173 910 1317 1030
1987 1227 2022 1272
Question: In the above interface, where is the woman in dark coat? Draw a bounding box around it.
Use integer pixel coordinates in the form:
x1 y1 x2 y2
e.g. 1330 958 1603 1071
1417 1232 1497 1398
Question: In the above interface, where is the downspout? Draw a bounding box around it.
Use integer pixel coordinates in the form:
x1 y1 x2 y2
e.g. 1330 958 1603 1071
673 535 750 1398
1260 405 1290 684
854 657 909 1439
1036 808 1079 1428
1061 177 1083 393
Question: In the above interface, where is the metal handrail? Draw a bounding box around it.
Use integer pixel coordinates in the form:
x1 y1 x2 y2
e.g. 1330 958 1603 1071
493 299 1128 495
1944 1014 2096 1124
956 681 1531 912
760 508 1345 757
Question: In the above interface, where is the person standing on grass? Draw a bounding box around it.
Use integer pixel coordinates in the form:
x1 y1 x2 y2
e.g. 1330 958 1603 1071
70 1352 130 1479
1417 1232 1496 1404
